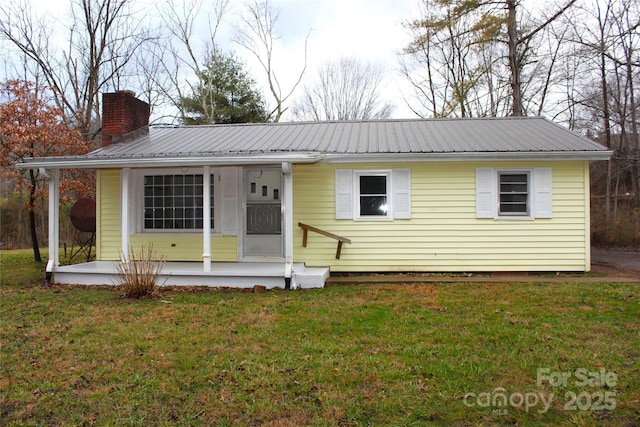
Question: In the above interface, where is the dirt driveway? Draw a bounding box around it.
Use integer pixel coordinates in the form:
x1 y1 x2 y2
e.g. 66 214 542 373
592 247 640 278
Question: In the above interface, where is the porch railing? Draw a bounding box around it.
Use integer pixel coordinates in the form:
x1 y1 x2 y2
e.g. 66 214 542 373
298 222 351 259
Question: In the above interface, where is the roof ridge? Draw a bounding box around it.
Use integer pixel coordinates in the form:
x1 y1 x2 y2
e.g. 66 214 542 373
150 116 545 129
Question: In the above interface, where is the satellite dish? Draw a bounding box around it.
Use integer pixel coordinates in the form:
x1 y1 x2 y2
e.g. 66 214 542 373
69 198 96 262
70 198 96 233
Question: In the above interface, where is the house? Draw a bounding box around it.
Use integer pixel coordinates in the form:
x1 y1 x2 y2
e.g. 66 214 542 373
16 91 611 288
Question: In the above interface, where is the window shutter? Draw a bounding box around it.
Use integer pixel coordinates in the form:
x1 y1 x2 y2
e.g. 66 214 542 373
392 169 411 219
335 169 354 219
220 167 239 235
476 168 495 218
533 167 552 218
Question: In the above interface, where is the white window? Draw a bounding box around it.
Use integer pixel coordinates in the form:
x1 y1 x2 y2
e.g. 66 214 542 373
476 167 552 220
357 171 390 218
143 173 214 230
498 172 529 216
335 169 411 220
132 167 239 235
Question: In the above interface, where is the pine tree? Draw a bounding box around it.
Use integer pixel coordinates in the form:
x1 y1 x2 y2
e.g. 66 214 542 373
180 52 268 125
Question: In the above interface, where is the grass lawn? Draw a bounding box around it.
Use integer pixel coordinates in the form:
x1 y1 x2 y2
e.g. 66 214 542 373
1 250 639 426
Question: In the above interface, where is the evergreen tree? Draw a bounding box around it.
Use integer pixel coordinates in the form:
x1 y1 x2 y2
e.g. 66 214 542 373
180 52 268 125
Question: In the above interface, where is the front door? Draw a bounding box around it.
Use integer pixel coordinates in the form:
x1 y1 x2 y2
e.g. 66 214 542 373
243 168 283 259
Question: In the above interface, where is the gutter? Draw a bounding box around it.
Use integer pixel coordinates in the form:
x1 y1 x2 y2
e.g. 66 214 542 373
15 149 613 170
15 152 325 170
321 151 613 163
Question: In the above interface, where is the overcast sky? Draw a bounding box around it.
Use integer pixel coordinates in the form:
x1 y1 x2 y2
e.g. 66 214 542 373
224 0 421 119
15 0 422 120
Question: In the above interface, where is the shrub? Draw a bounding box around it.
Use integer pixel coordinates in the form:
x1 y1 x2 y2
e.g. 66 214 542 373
115 245 165 298
591 198 640 247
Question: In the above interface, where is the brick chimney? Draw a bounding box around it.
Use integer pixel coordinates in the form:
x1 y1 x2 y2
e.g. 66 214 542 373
101 91 150 147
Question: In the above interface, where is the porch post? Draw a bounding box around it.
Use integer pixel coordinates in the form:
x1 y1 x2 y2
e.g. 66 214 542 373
203 165 212 272
282 162 294 289
44 168 60 277
121 168 130 261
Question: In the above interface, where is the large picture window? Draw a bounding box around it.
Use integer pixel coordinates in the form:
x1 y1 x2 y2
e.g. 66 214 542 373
143 174 214 230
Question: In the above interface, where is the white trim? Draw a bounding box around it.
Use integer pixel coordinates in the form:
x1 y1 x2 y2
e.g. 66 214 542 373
533 167 553 218
335 169 354 219
392 168 411 219
336 169 412 221
14 150 612 170
282 162 294 280
476 167 553 220
475 168 496 218
354 170 392 220
46 169 60 272
220 167 239 236
202 166 212 272
322 151 612 163
583 162 591 271
134 167 220 234
16 153 324 169
497 170 531 218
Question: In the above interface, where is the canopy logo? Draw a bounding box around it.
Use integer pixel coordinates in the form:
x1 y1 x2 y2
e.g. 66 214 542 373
463 367 618 415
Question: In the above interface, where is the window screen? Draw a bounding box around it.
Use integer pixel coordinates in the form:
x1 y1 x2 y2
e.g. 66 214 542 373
499 173 529 215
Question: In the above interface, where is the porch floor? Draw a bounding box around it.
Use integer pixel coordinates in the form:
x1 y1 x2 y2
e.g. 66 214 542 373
52 261 329 289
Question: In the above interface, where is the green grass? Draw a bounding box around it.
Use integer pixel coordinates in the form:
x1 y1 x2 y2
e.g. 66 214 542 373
1 249 639 426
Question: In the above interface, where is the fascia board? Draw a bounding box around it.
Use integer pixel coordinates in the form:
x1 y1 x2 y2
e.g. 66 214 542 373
321 151 613 163
16 150 613 170
15 152 324 170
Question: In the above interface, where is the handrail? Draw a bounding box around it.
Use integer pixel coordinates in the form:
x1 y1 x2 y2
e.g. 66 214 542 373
298 222 351 259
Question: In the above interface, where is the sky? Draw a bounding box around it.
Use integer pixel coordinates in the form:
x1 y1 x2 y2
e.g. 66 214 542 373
11 0 423 120
220 0 422 119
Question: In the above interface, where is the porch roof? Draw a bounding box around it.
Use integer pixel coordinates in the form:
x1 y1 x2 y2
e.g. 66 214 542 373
16 117 611 169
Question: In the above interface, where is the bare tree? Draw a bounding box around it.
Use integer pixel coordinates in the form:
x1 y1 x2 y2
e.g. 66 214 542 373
570 0 639 201
0 0 151 144
403 0 576 117
235 0 309 122
400 2 504 118
145 0 232 124
292 57 394 121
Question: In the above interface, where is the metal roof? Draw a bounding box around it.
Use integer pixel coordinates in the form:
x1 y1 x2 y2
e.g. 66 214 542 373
17 117 611 169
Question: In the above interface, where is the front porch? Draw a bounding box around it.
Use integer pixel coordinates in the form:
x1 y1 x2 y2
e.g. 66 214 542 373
51 261 329 289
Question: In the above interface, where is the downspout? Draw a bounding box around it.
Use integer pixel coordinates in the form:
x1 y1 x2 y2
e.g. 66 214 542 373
40 168 60 284
282 162 294 290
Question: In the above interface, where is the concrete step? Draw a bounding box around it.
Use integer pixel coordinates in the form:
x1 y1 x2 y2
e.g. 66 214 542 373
293 265 330 289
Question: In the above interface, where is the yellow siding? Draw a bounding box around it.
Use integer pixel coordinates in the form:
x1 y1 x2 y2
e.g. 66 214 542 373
292 161 590 272
129 235 237 262
97 169 237 262
96 169 121 260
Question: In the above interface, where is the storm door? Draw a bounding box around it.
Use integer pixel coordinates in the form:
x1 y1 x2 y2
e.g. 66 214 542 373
243 168 283 258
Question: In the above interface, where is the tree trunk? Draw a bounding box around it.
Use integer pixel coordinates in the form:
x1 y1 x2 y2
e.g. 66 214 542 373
29 170 42 262
600 41 612 220
625 48 639 206
506 0 523 116
613 172 620 221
